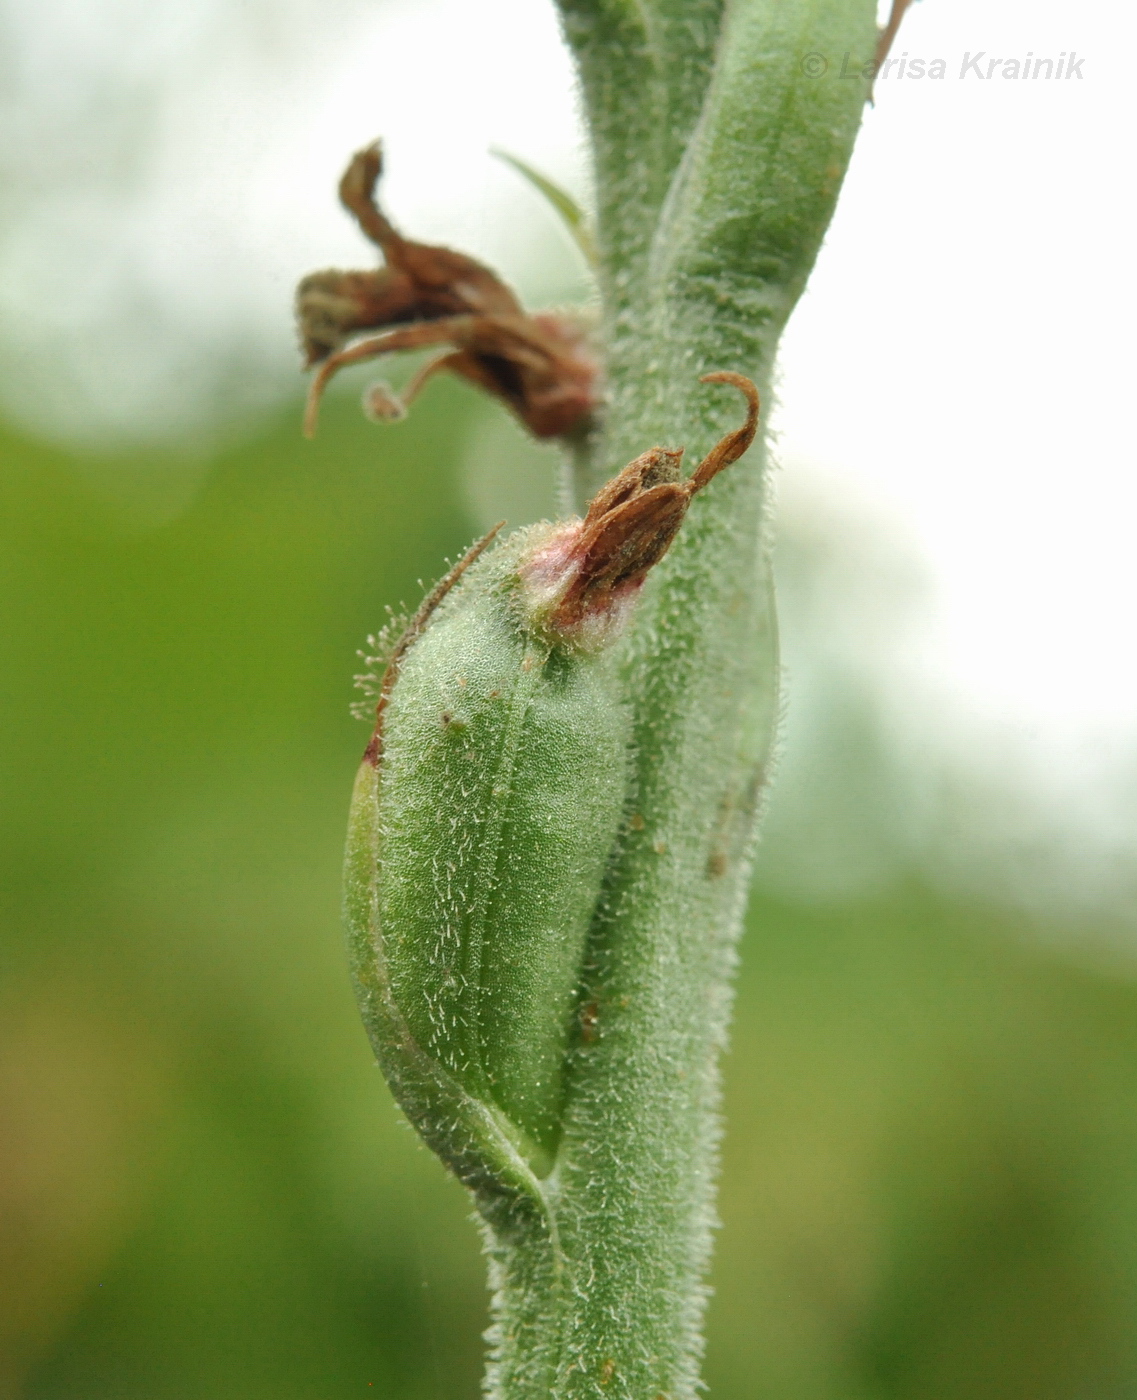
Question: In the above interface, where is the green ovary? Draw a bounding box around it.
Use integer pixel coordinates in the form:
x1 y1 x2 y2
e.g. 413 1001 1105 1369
358 535 631 1174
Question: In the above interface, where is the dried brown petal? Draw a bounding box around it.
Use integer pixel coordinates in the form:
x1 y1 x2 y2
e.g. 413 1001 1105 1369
519 374 761 647
296 142 600 441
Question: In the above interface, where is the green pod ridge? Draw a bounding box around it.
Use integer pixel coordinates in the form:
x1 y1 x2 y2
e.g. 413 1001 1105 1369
344 527 632 1208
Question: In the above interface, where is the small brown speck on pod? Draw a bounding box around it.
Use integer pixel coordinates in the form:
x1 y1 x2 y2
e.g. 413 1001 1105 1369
580 1000 600 1044
653 840 667 855
361 523 502 768
629 813 645 831
707 852 728 877
600 1359 616 1386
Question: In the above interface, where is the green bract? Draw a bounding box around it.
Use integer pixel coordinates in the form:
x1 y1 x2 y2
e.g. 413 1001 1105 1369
344 528 630 1201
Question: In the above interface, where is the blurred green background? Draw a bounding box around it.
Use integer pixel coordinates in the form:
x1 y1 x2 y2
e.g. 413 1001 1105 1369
4 371 1137 1400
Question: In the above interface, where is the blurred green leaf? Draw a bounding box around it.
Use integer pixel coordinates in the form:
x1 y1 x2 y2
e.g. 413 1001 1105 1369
490 148 598 272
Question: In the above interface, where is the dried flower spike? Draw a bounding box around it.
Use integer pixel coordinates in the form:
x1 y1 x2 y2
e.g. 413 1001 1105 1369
297 142 600 440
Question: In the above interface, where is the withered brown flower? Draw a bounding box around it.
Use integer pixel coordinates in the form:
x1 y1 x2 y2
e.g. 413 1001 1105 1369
520 372 760 645
297 143 600 440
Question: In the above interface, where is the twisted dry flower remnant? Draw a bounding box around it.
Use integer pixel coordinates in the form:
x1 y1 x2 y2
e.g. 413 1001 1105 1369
297 143 599 441
343 375 758 1200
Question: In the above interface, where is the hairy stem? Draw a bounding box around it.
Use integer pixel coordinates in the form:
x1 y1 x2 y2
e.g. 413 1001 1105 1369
483 3 878 1397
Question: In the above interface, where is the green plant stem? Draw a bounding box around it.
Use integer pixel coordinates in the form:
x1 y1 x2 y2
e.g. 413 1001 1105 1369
482 3 878 1398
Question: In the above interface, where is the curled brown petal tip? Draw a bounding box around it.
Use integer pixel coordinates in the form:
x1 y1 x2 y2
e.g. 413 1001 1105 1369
873 0 915 98
302 358 336 438
338 141 404 253
688 372 761 493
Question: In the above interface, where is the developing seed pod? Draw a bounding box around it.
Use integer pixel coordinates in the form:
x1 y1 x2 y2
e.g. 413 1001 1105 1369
343 372 759 1216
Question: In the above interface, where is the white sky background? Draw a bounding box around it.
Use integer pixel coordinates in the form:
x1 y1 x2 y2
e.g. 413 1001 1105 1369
1 0 1135 924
